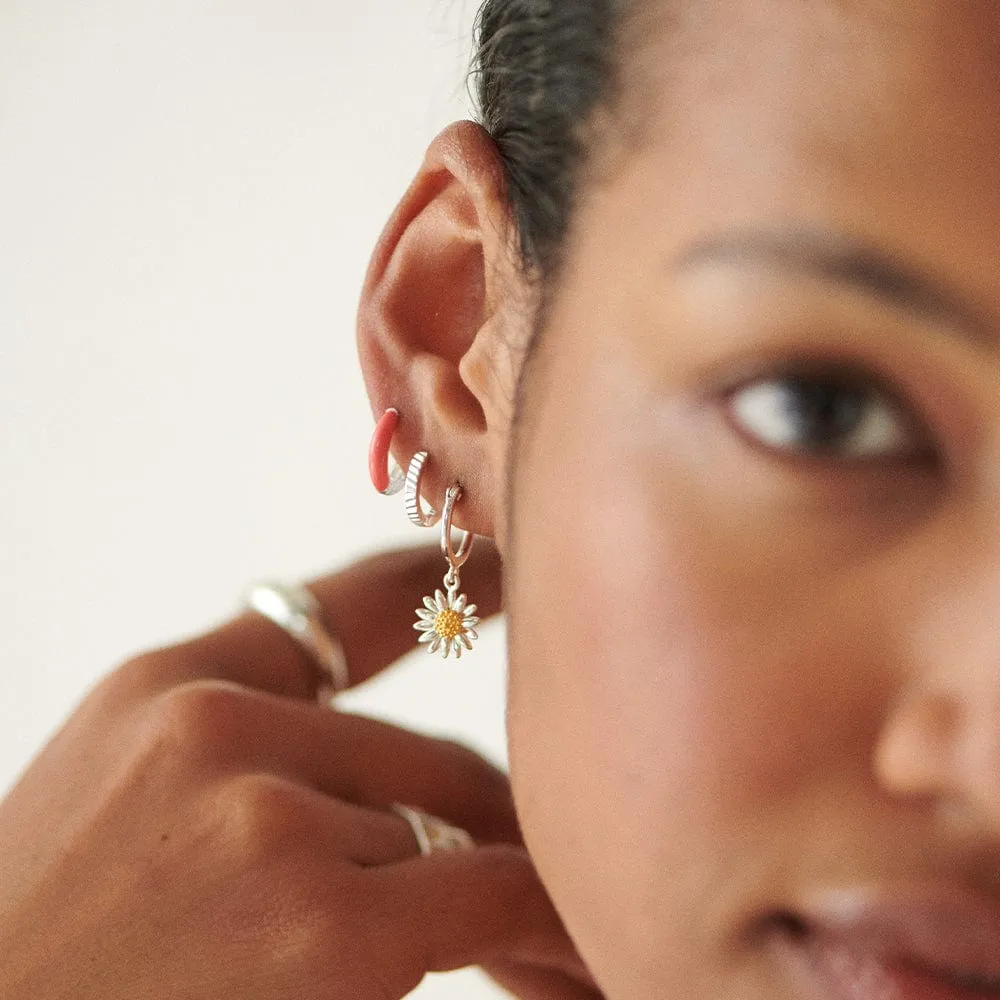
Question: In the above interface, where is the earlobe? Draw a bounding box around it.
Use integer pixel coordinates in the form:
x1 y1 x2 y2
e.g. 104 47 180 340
356 120 530 543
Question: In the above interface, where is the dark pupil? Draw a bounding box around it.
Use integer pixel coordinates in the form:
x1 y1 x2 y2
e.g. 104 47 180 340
777 377 865 448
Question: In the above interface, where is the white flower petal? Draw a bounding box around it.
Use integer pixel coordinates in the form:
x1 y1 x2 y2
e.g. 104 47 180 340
463 604 478 618
463 617 481 629
434 590 448 612
465 629 479 642
454 642 463 659
441 637 452 659
414 620 436 632
453 594 467 613
428 635 442 654
417 629 437 643
423 596 439 613
416 609 436 621
459 633 474 651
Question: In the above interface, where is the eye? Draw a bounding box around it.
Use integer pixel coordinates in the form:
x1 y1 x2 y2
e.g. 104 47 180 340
725 371 932 462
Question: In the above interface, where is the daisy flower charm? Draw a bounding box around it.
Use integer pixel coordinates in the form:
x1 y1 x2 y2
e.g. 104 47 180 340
414 581 480 659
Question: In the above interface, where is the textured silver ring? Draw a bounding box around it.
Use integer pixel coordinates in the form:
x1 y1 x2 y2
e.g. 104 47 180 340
404 451 439 528
391 803 476 857
242 581 350 697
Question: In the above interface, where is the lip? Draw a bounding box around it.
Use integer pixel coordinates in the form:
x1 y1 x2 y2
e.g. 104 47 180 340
767 884 1000 999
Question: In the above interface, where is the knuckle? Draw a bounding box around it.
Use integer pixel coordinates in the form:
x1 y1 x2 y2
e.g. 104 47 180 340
213 772 306 865
142 679 248 762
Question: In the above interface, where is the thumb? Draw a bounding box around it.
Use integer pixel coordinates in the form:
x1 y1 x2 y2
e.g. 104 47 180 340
365 844 591 986
482 959 605 1000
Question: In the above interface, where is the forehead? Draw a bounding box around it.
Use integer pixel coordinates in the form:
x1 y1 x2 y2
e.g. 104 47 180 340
574 0 1000 317
623 0 1000 107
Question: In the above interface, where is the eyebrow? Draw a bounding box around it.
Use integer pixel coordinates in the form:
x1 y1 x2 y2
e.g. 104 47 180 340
671 227 997 351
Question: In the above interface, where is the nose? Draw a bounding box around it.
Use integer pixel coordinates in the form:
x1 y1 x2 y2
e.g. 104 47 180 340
875 558 1000 833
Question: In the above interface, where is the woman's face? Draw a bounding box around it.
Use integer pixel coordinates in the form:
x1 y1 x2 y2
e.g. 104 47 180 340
503 1 1000 998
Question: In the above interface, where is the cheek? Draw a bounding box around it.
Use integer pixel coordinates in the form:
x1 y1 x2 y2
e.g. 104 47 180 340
504 337 893 993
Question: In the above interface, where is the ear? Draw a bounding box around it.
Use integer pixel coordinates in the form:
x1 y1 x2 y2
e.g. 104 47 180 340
356 120 534 554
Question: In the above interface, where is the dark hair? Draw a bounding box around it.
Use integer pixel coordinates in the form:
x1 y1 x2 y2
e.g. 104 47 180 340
470 1 637 532
470 0 627 284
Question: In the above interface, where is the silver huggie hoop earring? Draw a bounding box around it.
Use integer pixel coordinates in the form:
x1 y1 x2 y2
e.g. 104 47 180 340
441 485 473 572
412 483 480 659
404 451 439 528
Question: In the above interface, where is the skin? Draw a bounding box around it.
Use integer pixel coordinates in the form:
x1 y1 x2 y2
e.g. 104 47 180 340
362 0 1000 997
8 1 1000 998
0 546 598 999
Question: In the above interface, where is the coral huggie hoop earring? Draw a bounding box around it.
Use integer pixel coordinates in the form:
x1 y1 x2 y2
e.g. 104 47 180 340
369 409 406 496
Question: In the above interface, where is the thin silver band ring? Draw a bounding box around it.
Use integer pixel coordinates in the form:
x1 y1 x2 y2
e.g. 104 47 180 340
242 581 350 696
391 804 475 857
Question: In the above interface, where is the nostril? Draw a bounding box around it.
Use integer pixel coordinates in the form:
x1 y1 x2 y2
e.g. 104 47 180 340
770 911 810 940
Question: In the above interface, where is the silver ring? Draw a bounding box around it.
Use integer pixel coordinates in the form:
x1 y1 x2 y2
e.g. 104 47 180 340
441 485 474 571
404 451 439 528
391 804 475 857
242 581 350 696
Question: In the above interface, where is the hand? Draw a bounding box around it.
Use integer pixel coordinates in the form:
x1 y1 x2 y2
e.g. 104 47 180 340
0 545 601 1000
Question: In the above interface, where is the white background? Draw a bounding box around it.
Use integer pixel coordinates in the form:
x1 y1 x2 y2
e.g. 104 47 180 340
0 2 509 996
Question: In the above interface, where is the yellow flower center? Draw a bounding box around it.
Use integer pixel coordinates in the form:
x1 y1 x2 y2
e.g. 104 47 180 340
434 609 465 641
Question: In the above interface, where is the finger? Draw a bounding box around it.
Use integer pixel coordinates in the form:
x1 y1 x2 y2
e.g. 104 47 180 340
320 798 419 867
481 958 605 1000
217 773 423 867
149 681 521 845
366 845 592 985
118 541 502 701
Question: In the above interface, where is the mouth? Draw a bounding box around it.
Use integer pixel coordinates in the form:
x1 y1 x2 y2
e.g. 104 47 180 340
764 886 1000 1000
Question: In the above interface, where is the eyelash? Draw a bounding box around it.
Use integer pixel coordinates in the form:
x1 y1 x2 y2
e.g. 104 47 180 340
721 362 938 467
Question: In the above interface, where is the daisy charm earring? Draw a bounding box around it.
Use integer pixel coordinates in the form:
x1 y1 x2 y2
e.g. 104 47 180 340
413 483 480 659
368 410 480 659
